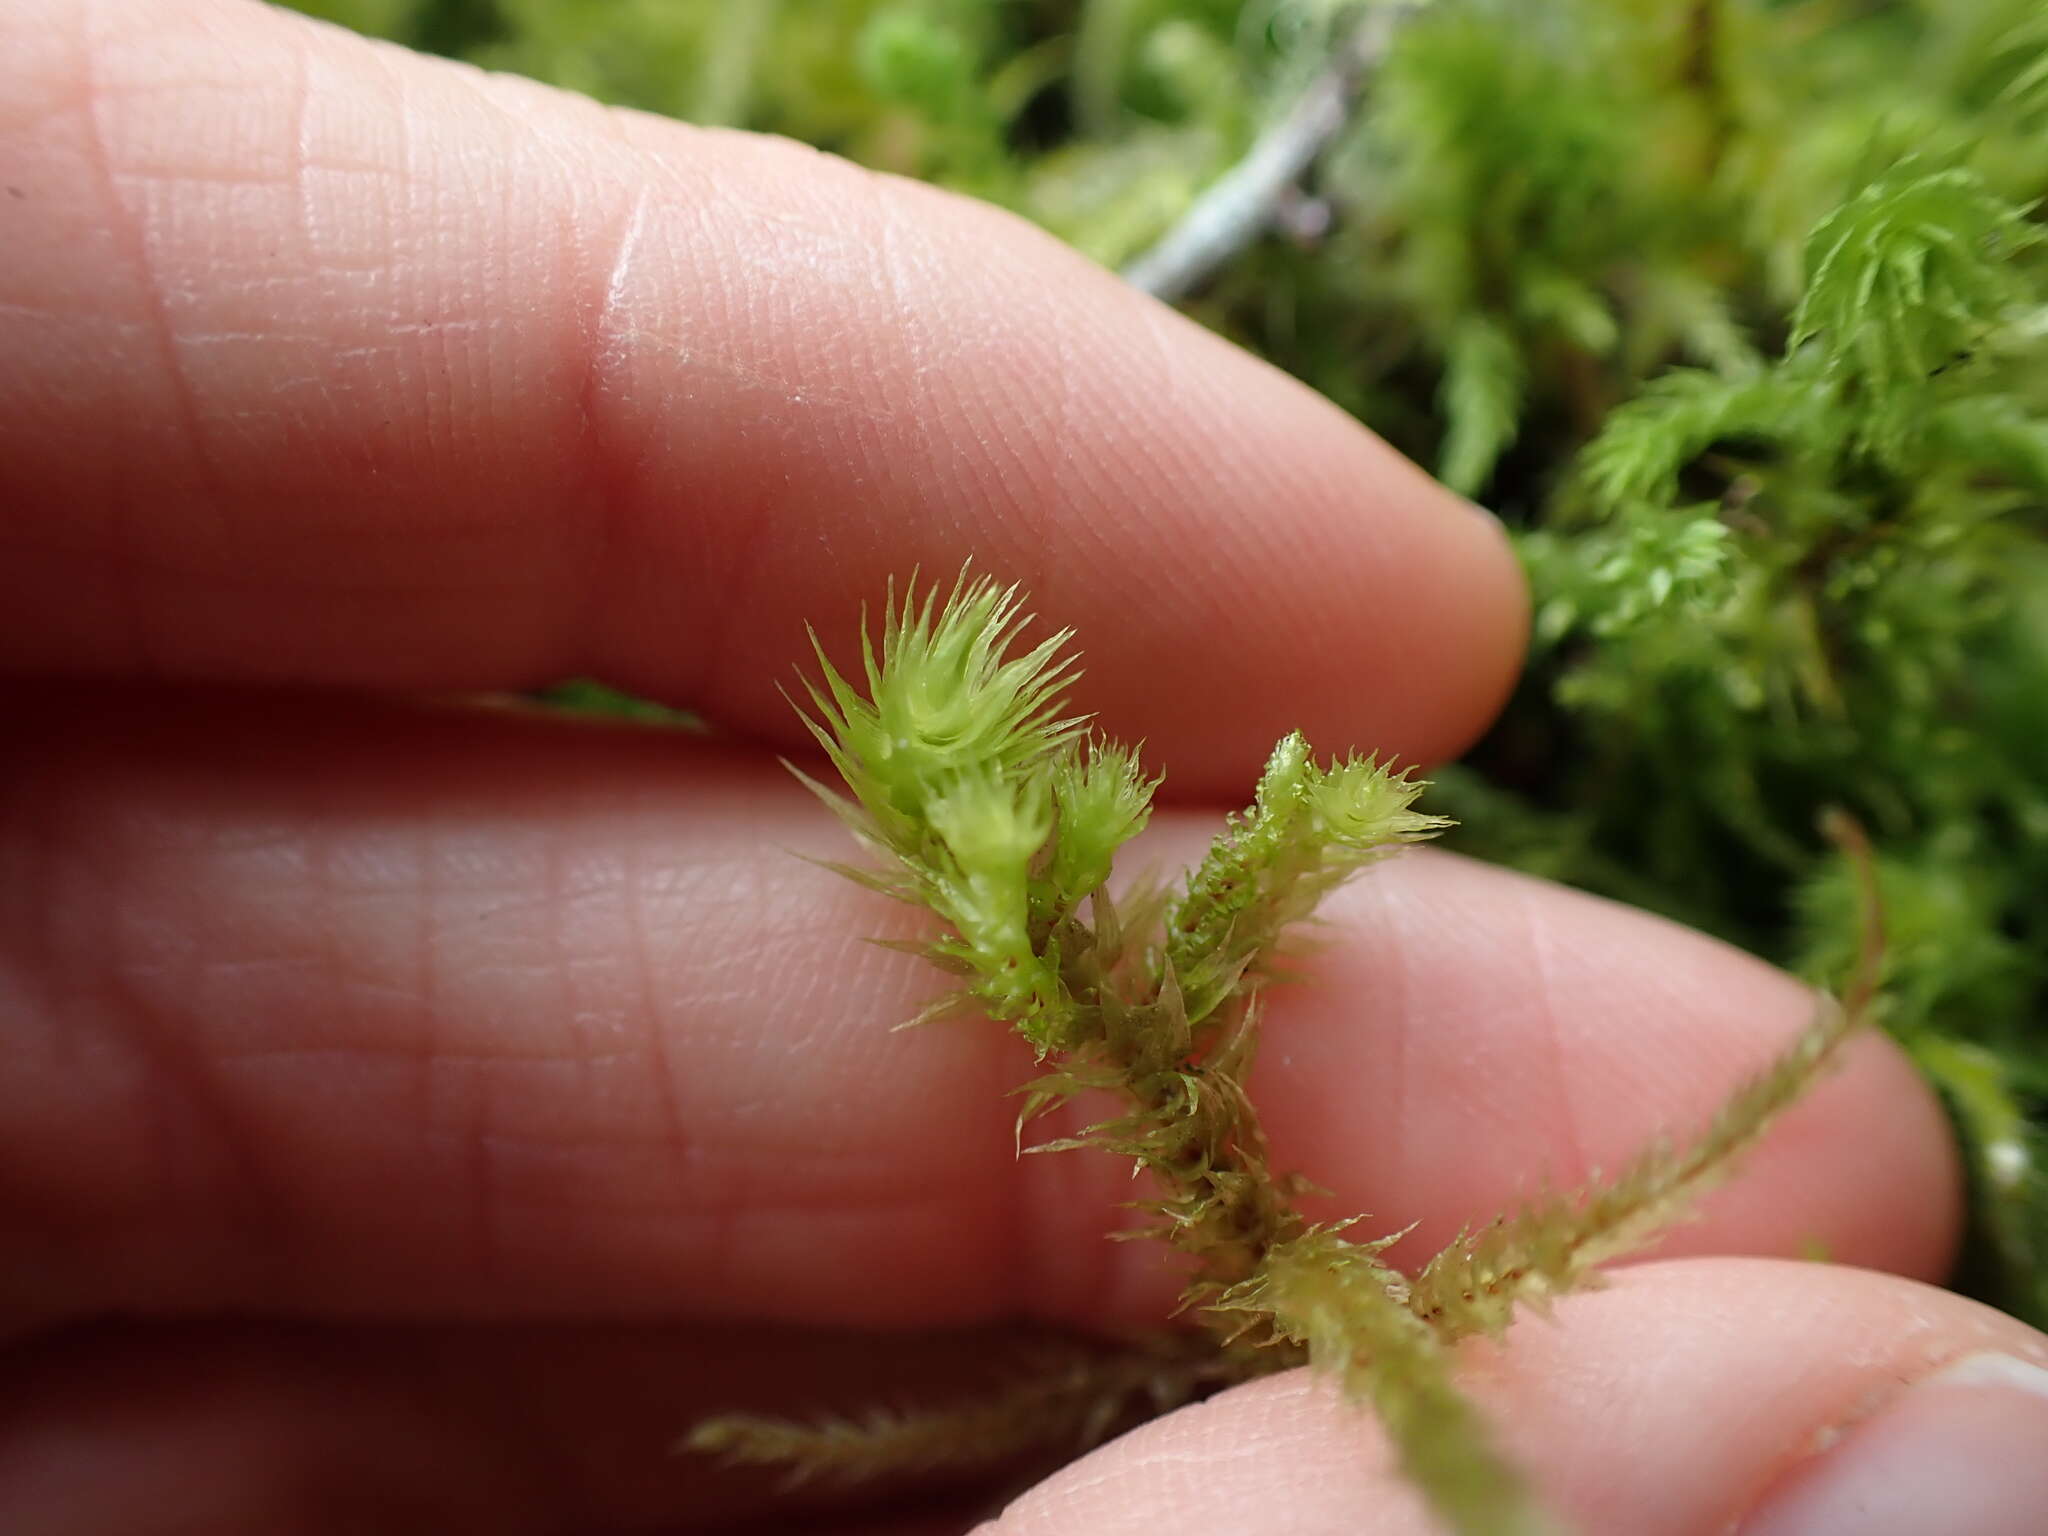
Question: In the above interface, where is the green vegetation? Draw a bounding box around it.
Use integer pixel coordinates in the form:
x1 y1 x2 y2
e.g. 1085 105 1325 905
690 573 1873 1534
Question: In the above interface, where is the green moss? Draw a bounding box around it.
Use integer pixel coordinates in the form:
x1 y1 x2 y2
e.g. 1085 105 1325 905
679 574 1874 1534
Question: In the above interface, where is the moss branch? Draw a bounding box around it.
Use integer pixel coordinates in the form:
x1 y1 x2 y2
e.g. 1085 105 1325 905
1410 811 1886 1342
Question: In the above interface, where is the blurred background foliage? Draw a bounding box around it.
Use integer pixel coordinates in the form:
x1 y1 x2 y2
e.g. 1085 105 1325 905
283 0 2048 1326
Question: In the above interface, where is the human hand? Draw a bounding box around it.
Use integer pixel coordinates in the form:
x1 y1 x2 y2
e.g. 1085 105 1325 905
2 2 2043 1532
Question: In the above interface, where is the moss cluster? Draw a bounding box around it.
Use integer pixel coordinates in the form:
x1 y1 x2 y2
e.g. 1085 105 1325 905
696 573 1870 1534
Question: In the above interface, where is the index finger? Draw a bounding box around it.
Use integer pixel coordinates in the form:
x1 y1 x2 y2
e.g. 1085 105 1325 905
0 0 1525 794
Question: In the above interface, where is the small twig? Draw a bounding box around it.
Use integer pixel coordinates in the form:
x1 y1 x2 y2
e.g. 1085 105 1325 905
1121 4 1419 303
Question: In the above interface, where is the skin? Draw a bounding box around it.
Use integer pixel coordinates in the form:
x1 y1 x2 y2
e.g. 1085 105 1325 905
0 1 2038 1531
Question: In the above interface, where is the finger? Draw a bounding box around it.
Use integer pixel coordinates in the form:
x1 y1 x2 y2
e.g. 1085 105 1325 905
988 1258 2048 1536
0 1315 1047 1536
1 688 1956 1330
0 0 1523 791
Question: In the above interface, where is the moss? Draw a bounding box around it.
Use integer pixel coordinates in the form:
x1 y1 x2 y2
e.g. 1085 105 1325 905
688 574 1873 1535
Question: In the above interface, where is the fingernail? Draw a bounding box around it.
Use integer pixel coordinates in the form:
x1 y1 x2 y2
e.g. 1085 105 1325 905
1742 1352 2048 1536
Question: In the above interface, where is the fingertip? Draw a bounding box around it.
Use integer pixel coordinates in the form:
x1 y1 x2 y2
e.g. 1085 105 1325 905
569 120 1532 784
991 1260 2048 1536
